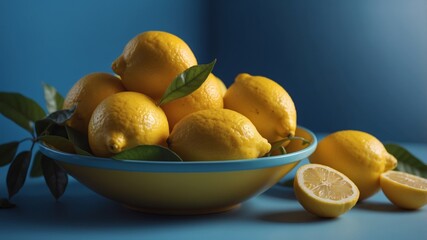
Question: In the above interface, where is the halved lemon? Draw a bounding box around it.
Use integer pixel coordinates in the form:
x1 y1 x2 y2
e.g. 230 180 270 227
380 171 427 210
294 164 360 218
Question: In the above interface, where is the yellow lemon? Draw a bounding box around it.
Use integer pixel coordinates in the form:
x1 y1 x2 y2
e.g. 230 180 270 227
380 171 427 210
294 164 360 218
112 31 198 100
63 72 125 134
88 92 169 157
309 130 398 200
223 73 297 145
168 109 271 161
160 73 223 130
212 73 227 97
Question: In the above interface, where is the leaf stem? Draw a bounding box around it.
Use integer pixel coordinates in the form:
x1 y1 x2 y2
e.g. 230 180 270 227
266 135 311 156
286 136 311 146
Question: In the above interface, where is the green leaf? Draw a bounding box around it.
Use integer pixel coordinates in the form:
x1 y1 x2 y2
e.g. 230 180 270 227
35 107 76 139
113 145 182 162
65 126 92 156
0 92 46 134
42 106 75 126
41 155 68 200
385 143 427 178
7 151 32 199
38 135 76 154
43 83 64 114
157 59 216 106
0 141 20 167
0 198 16 209
30 151 43 178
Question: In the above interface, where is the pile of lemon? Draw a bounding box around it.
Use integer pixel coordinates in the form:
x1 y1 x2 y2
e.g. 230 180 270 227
62 31 427 217
63 31 297 160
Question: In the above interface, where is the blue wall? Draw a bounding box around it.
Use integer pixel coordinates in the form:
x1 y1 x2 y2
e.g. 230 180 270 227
210 0 427 143
1 0 426 143
0 0 210 145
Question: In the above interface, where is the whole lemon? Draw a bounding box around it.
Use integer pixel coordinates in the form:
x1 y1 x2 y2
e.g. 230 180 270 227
63 72 125 134
88 92 169 157
223 73 297 145
112 31 197 100
309 130 398 200
168 109 271 161
160 73 224 130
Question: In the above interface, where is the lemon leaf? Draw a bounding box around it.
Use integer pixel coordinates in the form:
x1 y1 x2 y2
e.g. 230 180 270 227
41 155 68 200
30 151 43 178
385 143 427 178
35 106 76 137
39 106 75 126
38 135 76 154
65 126 92 156
113 145 183 162
42 82 64 114
0 141 20 167
157 59 216 106
7 151 32 199
0 92 46 134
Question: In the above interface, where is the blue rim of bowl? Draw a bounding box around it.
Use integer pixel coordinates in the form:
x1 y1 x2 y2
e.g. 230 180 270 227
38 126 317 173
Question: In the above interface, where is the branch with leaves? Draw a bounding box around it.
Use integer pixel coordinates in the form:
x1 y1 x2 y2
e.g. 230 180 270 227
0 84 69 208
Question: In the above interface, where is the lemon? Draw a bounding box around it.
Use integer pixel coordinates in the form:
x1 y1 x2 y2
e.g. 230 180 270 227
168 109 271 161
309 130 398 200
294 164 360 218
112 31 198 101
223 73 297 145
63 72 125 134
380 171 427 210
160 73 223 130
88 92 169 157
212 73 227 97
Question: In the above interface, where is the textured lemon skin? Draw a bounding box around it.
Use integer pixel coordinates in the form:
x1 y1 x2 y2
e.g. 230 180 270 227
294 164 360 218
168 109 271 161
224 73 296 144
212 74 227 97
88 92 169 157
63 72 125 134
380 171 427 210
112 31 198 100
160 73 223 130
309 130 397 200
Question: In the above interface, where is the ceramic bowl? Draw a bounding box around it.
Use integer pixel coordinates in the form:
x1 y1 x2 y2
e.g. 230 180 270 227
39 126 317 214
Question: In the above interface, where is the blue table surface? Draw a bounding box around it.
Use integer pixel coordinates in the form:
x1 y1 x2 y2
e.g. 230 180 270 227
0 137 426 240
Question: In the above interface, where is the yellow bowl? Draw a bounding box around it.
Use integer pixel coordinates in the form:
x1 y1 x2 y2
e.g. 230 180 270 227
39 126 317 215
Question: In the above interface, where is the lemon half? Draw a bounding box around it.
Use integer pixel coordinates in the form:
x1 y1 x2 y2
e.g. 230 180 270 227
294 163 360 218
380 171 427 210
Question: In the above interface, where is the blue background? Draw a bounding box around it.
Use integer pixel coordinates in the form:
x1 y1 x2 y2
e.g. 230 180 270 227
1 0 426 143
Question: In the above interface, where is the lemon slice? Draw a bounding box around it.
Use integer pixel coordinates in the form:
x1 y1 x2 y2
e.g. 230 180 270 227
380 171 427 210
294 164 360 218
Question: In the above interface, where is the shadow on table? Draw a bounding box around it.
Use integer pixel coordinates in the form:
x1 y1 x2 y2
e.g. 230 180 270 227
355 201 407 213
2 181 253 230
257 210 334 224
262 184 297 201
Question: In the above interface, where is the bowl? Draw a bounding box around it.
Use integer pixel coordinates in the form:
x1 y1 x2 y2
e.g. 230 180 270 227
39 126 317 215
